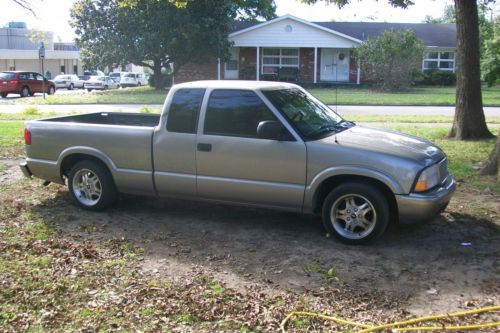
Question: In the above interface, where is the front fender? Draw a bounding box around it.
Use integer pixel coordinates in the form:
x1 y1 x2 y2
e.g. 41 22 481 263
303 166 404 213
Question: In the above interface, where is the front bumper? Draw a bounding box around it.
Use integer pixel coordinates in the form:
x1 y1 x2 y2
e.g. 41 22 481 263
396 175 456 224
19 161 32 178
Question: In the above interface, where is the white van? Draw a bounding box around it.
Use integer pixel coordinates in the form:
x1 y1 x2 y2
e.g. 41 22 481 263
120 72 147 87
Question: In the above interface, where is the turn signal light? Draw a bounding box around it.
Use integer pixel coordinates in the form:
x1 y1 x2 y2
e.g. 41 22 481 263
24 128 31 145
414 180 428 192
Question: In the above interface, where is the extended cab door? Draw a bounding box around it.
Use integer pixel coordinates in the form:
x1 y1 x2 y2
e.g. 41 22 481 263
195 89 307 210
153 88 205 197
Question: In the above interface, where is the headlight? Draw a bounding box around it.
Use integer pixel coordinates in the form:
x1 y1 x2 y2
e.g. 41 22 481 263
414 164 440 192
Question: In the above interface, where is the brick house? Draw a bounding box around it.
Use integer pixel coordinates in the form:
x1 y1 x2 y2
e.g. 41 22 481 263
174 14 456 84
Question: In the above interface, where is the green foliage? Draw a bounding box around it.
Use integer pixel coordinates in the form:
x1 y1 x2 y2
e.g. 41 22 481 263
22 107 41 116
71 0 276 89
416 69 456 86
300 0 413 9
424 4 455 24
355 30 424 91
481 19 500 87
148 70 172 90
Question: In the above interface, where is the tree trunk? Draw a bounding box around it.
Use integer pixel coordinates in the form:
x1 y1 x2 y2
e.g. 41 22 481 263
480 131 499 177
153 60 162 91
449 0 494 140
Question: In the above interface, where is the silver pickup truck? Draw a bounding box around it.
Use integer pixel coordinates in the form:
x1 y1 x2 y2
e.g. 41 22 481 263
20 81 455 244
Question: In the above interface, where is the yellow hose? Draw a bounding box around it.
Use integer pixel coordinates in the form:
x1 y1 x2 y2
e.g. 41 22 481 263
280 305 500 332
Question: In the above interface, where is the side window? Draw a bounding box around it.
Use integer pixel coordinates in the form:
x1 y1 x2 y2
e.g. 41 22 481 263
18 73 28 79
166 88 205 134
204 90 277 138
35 74 43 81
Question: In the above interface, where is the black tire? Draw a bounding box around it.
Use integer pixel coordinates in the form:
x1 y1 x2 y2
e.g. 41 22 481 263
1 92 8 98
87 89 92 92
322 182 389 245
137 82 141 86
104 85 108 90
20 86 29 97
67 160 117 211
48 86 55 95
68 83 74 90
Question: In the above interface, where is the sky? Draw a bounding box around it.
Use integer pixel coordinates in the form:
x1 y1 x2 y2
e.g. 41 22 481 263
0 0 484 43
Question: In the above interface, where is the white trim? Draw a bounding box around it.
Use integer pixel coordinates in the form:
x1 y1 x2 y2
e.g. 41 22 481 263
256 46 260 80
229 14 362 44
422 50 456 72
261 47 300 74
313 47 317 84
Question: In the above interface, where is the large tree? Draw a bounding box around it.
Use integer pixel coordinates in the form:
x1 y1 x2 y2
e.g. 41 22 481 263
71 0 275 89
303 0 494 140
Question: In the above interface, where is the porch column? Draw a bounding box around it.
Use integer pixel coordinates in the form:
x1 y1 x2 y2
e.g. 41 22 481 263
256 46 260 81
217 57 221 80
356 58 361 85
313 47 318 84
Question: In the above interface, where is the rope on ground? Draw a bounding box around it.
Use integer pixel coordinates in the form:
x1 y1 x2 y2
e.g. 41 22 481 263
280 305 500 332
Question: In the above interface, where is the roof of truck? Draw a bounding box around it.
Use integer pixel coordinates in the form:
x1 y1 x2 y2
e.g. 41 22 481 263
173 80 299 90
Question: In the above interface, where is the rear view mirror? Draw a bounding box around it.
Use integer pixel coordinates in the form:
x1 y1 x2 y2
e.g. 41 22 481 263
257 121 293 141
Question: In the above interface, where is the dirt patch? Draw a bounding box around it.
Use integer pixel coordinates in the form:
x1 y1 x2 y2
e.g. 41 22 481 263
0 159 23 185
25 184 498 318
4 162 499 320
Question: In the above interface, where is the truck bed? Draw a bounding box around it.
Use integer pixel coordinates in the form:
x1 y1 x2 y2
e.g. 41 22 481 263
39 112 161 127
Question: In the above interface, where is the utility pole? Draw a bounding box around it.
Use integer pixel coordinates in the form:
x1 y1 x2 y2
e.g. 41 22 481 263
39 42 46 99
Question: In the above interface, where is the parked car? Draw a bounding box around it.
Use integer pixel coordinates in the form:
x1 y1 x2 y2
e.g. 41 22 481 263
84 76 118 91
0 71 55 98
109 72 126 85
120 72 147 87
53 74 84 90
78 75 91 82
20 81 455 244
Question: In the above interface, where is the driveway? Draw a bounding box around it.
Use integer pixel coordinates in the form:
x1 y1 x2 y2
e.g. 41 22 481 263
1 103 500 117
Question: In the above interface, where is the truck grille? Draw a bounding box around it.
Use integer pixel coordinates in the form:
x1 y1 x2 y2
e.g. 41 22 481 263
438 157 449 183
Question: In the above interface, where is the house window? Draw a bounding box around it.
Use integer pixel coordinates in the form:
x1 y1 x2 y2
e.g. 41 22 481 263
262 48 299 74
423 51 455 72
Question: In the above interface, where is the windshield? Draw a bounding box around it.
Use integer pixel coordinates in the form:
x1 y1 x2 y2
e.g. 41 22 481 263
0 73 16 79
124 73 135 78
110 73 120 77
54 75 67 80
262 88 351 139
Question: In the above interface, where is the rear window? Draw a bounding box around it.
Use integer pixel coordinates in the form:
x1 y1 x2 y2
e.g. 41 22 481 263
0 73 16 79
110 73 120 77
166 88 205 134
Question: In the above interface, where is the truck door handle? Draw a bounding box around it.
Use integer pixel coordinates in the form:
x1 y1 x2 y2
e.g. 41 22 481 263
197 143 212 152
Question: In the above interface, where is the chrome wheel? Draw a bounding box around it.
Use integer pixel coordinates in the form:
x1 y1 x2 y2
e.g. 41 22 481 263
49 86 55 95
72 168 102 206
21 87 29 97
330 194 377 240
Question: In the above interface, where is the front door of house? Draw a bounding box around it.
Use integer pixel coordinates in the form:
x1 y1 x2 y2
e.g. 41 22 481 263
320 49 349 82
224 48 239 80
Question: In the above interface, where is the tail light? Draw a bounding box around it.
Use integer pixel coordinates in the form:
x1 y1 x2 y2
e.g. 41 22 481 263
24 128 31 145
9 79 19 85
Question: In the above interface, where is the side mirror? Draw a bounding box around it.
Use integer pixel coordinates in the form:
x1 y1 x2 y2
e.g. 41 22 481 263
257 120 293 141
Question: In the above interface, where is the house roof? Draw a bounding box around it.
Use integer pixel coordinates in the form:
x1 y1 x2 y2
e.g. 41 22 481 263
230 17 456 48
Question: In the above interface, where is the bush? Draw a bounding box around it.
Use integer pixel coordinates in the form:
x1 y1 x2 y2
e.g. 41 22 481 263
356 30 424 91
148 71 172 90
417 69 456 86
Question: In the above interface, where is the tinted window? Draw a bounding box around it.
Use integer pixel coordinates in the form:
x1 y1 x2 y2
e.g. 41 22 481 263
204 90 277 138
35 74 43 81
166 88 205 134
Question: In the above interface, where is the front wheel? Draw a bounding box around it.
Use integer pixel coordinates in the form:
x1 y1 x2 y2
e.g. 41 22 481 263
68 160 117 211
0 92 7 98
20 86 29 97
87 89 92 92
48 86 55 95
322 182 389 245
68 83 74 90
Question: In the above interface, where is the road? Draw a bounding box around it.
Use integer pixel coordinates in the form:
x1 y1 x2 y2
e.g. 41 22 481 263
1 103 500 117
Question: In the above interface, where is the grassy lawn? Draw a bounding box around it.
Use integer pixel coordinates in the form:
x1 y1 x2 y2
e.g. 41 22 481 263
14 85 500 106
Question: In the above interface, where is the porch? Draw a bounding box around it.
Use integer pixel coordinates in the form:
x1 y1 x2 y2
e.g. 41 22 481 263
222 46 360 84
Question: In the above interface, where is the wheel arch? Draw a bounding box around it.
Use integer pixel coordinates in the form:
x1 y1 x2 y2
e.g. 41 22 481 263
58 147 117 180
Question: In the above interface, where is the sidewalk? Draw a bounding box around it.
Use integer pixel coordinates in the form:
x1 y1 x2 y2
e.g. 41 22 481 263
1 103 500 117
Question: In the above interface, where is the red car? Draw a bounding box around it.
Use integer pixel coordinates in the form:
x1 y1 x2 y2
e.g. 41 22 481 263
0 71 56 98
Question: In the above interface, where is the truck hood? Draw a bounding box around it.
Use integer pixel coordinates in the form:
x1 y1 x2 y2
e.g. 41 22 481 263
320 125 445 167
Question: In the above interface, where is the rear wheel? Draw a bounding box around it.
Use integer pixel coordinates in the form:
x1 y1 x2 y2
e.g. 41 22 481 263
68 160 117 211
87 89 92 92
322 182 389 245
1 92 8 98
20 86 29 97
48 86 55 95
104 85 108 90
68 83 74 90
137 82 141 87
